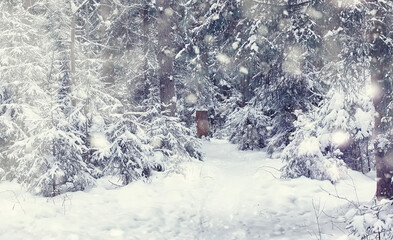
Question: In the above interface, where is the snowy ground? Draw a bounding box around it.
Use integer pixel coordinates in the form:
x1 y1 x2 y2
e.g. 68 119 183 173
0 139 375 240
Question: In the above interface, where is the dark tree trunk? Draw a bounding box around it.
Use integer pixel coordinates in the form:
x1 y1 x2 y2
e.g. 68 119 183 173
70 3 76 88
142 3 149 82
141 0 153 99
157 0 176 116
100 0 115 86
241 69 250 108
368 1 393 200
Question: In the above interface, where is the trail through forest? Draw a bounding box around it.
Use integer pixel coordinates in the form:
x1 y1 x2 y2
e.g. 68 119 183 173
0 139 375 240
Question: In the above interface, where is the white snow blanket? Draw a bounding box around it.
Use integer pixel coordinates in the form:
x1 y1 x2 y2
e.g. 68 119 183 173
0 139 375 239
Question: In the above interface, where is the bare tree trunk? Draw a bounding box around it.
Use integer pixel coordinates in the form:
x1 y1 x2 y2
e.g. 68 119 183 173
241 72 250 107
67 1 77 107
100 0 115 86
141 1 151 97
70 7 76 87
368 1 393 200
157 0 176 116
84 3 92 163
192 0 210 109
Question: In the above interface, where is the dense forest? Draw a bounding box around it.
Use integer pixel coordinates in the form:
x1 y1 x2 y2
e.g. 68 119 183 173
0 0 392 238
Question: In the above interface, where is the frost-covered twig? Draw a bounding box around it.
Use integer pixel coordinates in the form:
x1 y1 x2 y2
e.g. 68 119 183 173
312 198 324 240
321 210 347 235
343 173 360 207
61 194 72 215
108 180 124 188
320 186 360 209
255 165 280 179
0 190 26 214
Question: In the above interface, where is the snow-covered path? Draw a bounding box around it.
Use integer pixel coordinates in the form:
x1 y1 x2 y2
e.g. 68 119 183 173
0 139 375 240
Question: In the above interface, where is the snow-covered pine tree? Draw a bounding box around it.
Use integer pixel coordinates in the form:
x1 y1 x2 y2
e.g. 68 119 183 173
177 0 244 134
117 0 204 168
0 1 36 179
346 198 393 239
219 0 273 148
173 0 218 129
281 91 374 182
24 0 96 196
0 0 96 196
344 3 393 235
0 0 50 182
281 1 375 182
0 87 14 180
70 1 111 161
95 114 154 185
225 103 270 150
149 0 202 165
280 108 348 183
236 0 323 153
83 0 161 184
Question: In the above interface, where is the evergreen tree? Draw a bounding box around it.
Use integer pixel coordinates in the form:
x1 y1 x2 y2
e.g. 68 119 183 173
281 1 376 181
0 0 50 182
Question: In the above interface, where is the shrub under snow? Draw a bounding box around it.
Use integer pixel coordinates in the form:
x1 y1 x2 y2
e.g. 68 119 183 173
281 112 348 183
346 199 393 239
282 91 374 182
225 106 270 150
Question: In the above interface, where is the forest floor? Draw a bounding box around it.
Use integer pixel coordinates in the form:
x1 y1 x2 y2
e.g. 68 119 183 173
0 139 375 240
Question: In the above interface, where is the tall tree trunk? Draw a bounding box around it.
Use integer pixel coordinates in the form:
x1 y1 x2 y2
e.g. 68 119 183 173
157 0 176 116
100 0 115 86
83 3 91 163
368 1 393 200
141 1 151 98
68 1 77 107
241 73 250 108
70 6 76 88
